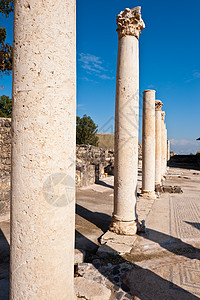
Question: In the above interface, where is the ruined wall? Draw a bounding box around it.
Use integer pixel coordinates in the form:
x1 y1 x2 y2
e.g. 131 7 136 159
0 118 11 214
76 145 114 187
96 133 142 160
0 118 142 211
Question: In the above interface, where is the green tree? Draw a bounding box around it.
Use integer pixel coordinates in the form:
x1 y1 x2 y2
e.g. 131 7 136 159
0 94 12 117
0 0 14 74
0 26 12 73
0 0 14 16
76 114 99 146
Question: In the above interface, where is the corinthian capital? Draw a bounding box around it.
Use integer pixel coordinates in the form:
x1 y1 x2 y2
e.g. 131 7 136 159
155 100 163 111
116 7 145 40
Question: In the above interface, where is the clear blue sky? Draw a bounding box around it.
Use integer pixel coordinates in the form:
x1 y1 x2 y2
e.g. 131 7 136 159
1 0 200 154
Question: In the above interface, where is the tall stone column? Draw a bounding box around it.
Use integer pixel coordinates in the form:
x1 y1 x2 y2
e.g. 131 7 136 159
110 7 145 235
155 100 163 186
141 90 156 199
167 140 171 161
10 1 76 299
165 127 168 168
161 111 166 177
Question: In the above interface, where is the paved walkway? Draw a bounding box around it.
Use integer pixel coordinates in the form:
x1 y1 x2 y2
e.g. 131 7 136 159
0 167 199 299
76 167 200 299
123 168 200 299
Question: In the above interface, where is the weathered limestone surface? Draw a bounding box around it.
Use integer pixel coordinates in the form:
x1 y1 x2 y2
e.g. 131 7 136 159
76 145 114 187
0 118 11 213
74 277 111 300
10 1 76 299
155 100 163 186
141 90 156 198
167 140 170 161
161 111 166 177
0 118 142 194
164 127 167 170
110 7 145 235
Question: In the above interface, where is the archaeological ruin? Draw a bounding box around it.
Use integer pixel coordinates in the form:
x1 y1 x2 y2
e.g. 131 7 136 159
0 2 199 300
110 7 145 236
10 0 76 298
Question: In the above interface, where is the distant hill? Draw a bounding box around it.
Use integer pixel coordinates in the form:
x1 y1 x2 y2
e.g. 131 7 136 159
96 133 114 149
96 133 142 159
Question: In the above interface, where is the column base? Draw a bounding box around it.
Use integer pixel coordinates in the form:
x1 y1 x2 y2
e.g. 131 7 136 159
140 190 156 199
109 216 137 235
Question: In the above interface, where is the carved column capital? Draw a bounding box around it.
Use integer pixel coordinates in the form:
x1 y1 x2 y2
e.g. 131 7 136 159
116 7 145 40
155 100 163 111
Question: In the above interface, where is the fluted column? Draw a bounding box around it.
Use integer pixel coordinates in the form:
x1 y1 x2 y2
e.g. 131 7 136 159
110 7 145 235
141 90 156 199
155 100 163 186
10 1 76 299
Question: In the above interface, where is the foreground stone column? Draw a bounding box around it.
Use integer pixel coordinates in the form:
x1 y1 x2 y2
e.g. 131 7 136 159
155 100 163 186
167 140 170 161
110 7 145 235
141 90 156 199
161 111 166 177
10 1 76 299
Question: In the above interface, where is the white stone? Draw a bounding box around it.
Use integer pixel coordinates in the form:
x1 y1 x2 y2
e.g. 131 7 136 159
167 140 170 161
74 277 111 300
141 90 156 198
155 100 163 186
100 230 137 254
110 7 145 235
161 111 166 177
74 249 86 264
10 1 76 299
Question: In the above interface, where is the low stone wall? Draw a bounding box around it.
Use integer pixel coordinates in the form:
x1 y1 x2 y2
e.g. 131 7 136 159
0 118 11 214
169 154 200 170
76 145 114 187
0 117 142 212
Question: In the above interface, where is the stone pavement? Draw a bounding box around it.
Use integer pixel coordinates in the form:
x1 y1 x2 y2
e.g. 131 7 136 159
75 167 200 299
0 167 200 299
123 167 200 299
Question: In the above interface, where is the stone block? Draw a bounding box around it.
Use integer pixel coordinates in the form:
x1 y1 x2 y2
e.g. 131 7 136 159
74 277 111 300
74 249 86 264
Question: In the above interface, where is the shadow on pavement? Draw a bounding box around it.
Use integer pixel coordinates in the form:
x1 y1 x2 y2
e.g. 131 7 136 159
77 204 200 261
76 203 111 233
0 229 10 300
95 180 114 189
138 228 200 260
75 203 200 298
75 230 200 299
184 221 200 231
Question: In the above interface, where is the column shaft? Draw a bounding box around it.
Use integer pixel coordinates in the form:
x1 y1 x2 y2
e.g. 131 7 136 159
155 100 163 186
167 140 170 161
165 127 168 168
110 7 145 235
141 90 156 198
161 112 166 177
10 1 76 299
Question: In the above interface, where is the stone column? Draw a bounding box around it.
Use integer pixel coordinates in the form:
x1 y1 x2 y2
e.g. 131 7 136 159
161 111 166 177
165 127 168 168
141 90 156 199
110 7 145 235
167 139 170 161
155 100 163 186
10 1 76 299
